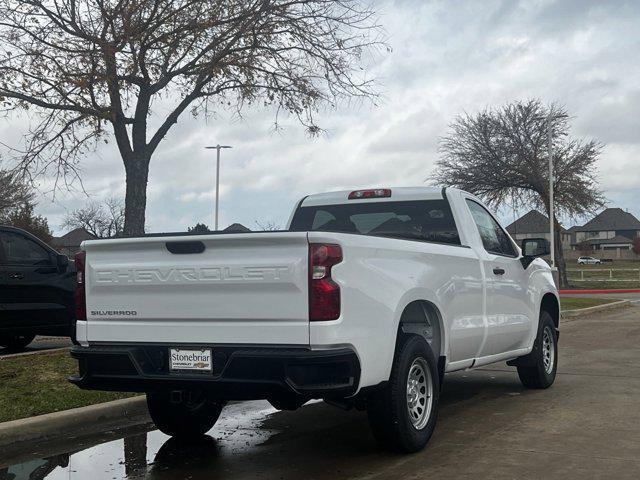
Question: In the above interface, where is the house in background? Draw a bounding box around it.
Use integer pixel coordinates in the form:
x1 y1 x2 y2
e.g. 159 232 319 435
51 227 97 257
506 210 571 248
570 208 640 257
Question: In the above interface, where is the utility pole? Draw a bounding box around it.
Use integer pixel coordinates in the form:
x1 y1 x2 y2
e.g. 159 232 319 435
205 145 232 230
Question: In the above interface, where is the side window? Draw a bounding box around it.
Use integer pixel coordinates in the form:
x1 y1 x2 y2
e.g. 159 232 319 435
0 231 52 266
466 200 516 257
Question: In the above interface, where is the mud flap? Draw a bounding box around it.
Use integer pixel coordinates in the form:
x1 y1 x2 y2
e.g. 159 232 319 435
438 356 446 390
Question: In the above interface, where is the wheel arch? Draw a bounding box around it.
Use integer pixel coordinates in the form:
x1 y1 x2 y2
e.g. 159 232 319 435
397 300 446 385
398 300 445 358
540 292 560 329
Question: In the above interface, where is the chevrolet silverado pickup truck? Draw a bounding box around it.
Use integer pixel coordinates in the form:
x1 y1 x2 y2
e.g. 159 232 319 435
70 187 559 453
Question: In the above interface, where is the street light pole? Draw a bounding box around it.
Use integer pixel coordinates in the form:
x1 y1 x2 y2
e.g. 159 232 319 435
205 144 232 230
534 111 567 269
547 115 555 268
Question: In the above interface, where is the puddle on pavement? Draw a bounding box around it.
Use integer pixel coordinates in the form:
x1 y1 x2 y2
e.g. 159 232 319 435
0 400 281 480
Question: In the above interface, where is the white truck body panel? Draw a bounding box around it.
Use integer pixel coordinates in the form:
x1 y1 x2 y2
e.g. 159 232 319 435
78 186 559 394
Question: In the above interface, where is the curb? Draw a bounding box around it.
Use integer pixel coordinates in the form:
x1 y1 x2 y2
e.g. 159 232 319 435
562 299 631 319
0 395 150 451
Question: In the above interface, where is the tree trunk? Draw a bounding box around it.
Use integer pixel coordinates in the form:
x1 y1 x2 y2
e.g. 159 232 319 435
123 154 150 237
553 217 569 289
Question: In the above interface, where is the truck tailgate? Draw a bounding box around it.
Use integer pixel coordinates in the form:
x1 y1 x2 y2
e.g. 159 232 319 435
83 232 310 345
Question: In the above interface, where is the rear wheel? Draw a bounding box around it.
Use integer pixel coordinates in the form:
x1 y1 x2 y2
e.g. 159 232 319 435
517 311 558 389
0 334 36 352
147 391 225 438
367 335 439 453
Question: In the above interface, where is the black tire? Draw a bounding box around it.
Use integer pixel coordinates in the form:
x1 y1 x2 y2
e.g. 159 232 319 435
367 335 440 453
146 391 224 438
517 311 558 389
0 334 36 351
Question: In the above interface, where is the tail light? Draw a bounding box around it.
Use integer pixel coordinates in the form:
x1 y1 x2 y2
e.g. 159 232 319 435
309 244 342 321
348 189 391 200
74 251 86 320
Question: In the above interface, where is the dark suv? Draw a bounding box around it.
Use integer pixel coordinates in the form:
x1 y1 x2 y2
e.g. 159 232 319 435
0 226 76 351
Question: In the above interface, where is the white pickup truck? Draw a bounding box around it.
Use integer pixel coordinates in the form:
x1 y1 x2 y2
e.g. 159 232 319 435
70 187 559 452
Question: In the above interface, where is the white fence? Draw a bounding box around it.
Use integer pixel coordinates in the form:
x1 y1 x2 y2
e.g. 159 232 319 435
567 268 640 282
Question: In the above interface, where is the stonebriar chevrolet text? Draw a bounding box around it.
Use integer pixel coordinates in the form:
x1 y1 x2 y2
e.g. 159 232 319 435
70 187 559 453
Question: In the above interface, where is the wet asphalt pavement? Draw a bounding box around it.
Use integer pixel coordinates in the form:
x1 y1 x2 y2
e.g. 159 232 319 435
1 304 640 479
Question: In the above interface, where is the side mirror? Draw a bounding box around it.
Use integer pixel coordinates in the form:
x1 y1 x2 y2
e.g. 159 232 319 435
522 238 550 257
57 253 70 273
520 238 550 268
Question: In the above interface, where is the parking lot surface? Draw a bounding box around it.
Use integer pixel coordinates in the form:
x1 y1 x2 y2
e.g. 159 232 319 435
1 305 639 480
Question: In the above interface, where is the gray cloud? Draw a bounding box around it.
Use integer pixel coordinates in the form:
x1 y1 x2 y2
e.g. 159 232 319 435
1 0 639 234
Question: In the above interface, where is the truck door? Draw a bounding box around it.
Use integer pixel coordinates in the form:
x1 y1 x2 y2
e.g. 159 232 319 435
0 230 68 330
465 200 534 357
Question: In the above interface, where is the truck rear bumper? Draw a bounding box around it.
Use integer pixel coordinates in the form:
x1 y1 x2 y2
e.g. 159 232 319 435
69 344 360 400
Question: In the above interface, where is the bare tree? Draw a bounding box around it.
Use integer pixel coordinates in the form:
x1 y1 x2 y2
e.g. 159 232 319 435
0 169 52 241
2 202 52 242
0 0 383 236
63 197 124 238
433 99 605 288
0 169 33 215
255 219 280 231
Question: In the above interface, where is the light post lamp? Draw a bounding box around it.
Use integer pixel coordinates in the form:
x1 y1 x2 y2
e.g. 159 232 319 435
534 113 568 268
205 144 232 230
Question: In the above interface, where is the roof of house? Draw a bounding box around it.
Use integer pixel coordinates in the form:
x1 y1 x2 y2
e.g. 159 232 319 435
574 208 640 232
506 210 568 234
51 227 97 247
223 223 251 233
580 235 634 246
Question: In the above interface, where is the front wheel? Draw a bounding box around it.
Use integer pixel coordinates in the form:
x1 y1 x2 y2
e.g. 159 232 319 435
146 391 225 438
517 311 558 389
367 335 439 453
0 334 36 352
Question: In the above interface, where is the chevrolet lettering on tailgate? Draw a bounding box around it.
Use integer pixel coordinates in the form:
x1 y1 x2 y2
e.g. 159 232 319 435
94 266 290 284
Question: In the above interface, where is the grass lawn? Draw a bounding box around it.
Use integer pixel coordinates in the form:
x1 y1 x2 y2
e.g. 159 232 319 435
0 350 135 423
560 297 618 311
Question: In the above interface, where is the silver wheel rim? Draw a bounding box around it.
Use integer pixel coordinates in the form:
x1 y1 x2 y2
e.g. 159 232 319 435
542 326 555 374
406 357 433 430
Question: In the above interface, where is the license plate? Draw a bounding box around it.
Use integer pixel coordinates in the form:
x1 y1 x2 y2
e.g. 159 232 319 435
169 348 212 372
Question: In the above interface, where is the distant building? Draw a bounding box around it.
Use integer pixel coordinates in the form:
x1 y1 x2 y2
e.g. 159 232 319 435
223 223 251 233
51 227 97 257
506 210 571 248
570 208 640 257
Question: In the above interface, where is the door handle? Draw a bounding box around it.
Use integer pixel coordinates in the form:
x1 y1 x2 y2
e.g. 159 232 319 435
8 273 24 280
492 268 506 276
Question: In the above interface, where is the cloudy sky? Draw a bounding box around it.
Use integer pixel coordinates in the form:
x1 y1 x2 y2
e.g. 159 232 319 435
1 0 639 235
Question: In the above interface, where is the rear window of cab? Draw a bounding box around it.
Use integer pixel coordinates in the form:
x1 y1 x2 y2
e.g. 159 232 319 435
289 200 461 245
